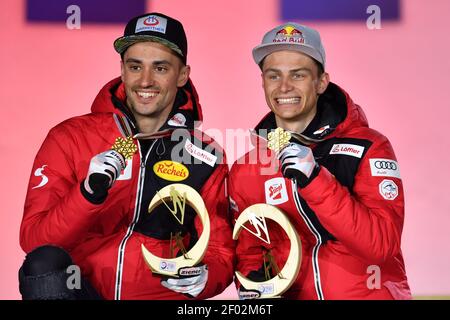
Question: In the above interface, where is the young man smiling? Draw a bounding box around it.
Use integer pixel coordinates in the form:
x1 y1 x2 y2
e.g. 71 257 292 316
121 41 190 134
19 13 235 300
261 49 329 134
229 22 411 299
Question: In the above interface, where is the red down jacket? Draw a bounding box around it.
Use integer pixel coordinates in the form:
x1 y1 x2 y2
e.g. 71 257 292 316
20 77 235 300
229 83 411 300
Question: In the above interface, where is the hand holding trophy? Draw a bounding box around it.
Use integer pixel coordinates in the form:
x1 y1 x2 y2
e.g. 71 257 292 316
234 127 302 299
112 136 210 296
140 184 210 277
233 204 301 299
140 183 210 297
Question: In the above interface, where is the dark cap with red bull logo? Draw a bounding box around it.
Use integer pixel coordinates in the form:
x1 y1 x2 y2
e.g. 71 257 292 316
253 22 326 69
114 13 187 64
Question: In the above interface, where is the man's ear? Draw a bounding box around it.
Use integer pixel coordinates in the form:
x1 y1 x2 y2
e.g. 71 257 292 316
120 60 125 82
317 72 330 94
177 65 191 87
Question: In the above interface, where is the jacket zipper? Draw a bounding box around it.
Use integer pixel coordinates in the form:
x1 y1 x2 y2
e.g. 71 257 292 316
291 179 325 300
114 139 157 300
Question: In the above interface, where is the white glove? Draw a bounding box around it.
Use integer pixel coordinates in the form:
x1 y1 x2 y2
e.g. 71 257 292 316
278 143 318 187
161 265 208 298
83 150 126 195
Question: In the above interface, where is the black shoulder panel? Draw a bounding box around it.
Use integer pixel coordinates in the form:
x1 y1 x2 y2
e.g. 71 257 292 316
314 137 373 191
296 137 373 244
134 132 223 241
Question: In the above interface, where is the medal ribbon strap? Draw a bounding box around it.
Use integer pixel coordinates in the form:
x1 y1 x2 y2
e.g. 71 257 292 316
113 113 133 138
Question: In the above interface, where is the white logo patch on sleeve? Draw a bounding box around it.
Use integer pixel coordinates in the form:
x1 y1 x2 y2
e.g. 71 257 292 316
369 158 401 179
329 144 365 158
32 165 48 189
264 177 288 205
184 139 217 167
379 179 398 200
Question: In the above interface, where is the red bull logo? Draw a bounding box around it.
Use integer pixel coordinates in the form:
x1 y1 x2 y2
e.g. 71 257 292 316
274 25 304 43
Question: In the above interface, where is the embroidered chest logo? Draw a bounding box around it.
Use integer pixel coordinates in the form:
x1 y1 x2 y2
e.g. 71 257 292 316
184 139 217 167
153 161 189 182
329 143 365 158
264 177 288 205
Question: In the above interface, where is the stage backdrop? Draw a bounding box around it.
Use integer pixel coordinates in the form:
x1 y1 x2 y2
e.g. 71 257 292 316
1 0 449 299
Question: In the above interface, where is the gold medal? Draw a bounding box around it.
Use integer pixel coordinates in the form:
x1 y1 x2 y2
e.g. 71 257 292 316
268 128 291 153
111 136 137 160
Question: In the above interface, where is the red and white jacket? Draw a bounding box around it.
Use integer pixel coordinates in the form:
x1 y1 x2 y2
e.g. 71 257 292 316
20 77 235 300
229 83 411 300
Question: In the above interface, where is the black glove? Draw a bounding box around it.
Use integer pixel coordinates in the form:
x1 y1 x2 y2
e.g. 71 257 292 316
278 143 320 188
80 150 125 204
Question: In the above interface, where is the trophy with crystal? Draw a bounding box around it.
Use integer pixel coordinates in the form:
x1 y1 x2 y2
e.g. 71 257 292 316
233 127 302 298
233 203 301 299
141 183 210 277
111 136 210 277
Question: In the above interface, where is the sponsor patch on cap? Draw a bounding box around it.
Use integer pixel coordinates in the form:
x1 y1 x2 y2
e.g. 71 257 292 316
153 161 189 181
264 177 288 205
274 25 305 43
329 144 365 158
369 158 401 179
379 179 398 200
136 15 167 34
184 139 217 167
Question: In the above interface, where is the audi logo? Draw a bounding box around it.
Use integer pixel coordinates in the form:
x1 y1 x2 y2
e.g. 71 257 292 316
375 161 397 170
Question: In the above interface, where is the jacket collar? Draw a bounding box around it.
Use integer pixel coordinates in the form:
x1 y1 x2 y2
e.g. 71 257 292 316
90 77 203 139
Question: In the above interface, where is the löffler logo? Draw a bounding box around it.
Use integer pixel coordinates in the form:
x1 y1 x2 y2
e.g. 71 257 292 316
329 144 365 158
